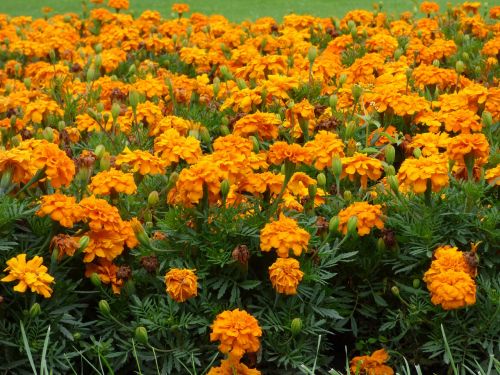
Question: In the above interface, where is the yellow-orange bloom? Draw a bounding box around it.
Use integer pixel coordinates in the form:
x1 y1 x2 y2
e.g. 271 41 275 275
89 169 137 196
108 0 129 10
37 193 84 228
304 131 345 170
447 133 490 166
350 349 394 375
207 359 260 375
232 112 281 140
423 246 476 279
397 155 449 193
268 141 312 165
269 258 304 295
172 3 189 14
115 148 166 175
485 165 500 186
210 309 262 359
1 254 54 298
341 153 383 189
260 213 310 258
85 259 123 294
338 201 384 236
154 128 202 166
420 1 439 14
165 268 198 302
424 270 476 310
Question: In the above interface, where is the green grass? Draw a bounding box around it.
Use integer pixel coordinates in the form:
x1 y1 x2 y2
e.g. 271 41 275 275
0 0 465 22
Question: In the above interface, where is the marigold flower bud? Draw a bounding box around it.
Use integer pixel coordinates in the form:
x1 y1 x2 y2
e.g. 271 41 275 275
79 235 90 251
384 165 395 176
98 300 110 315
90 272 101 287
42 127 54 142
394 48 403 60
387 175 399 193
290 318 303 335
220 65 233 81
455 60 465 74
148 191 159 206
220 179 230 199
346 216 358 236
329 216 340 232
220 125 230 136
131 220 150 247
94 144 106 159
413 279 421 288
99 153 111 171
376 238 386 252
249 136 260 153
413 148 422 159
308 46 318 64
29 303 41 318
343 190 352 201
86 67 96 82
385 145 395 165
200 127 211 145
317 173 326 188
94 43 102 53
111 102 121 120
352 84 363 102
135 326 149 345
23 77 31 90
338 73 347 87
391 286 400 296
332 156 342 179
345 123 357 140
432 59 440 67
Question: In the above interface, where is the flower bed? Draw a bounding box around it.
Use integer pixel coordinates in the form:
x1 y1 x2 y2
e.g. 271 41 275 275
0 1 499 374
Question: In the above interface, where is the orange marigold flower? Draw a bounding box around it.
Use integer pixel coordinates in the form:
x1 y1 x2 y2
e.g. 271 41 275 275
423 246 476 279
350 348 394 375
172 3 190 14
115 147 166 175
19 139 75 188
420 1 439 14
85 258 123 294
79 195 124 233
490 6 500 19
304 131 345 170
268 141 312 166
207 359 261 375
50 234 80 261
232 112 281 140
108 0 129 10
154 128 202 166
37 193 84 228
260 213 310 258
443 109 481 134
424 269 476 310
269 258 304 295
89 169 137 196
83 229 127 263
210 309 262 359
341 153 383 189
0 148 34 184
447 133 490 166
485 165 500 186
338 201 384 236
24 98 63 124
165 268 198 302
1 254 54 298
397 155 449 193
409 132 449 156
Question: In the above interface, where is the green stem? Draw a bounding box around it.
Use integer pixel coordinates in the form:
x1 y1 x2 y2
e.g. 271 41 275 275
424 179 432 207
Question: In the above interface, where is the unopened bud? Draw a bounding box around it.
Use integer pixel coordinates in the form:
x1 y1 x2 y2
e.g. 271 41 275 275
131 220 150 247
384 165 396 176
317 173 326 188
79 235 90 251
308 184 317 200
332 156 342 179
338 73 347 87
455 60 465 74
413 148 422 159
135 326 149 345
129 90 140 109
376 238 386 252
90 272 101 287
96 102 104 113
307 46 318 64
23 77 31 90
385 145 395 165
432 59 440 68
329 94 338 110
220 125 230 136
346 216 358 236
86 67 96 82
236 78 247 90
94 144 105 159
99 153 111 171
345 122 357 140
42 127 54 142
148 191 159 206
482 111 492 128
98 300 110 315
220 179 230 198
352 84 363 102
111 103 121 120
200 127 211 145
329 216 340 232
391 286 400 296
394 48 403 60
343 190 352 201
290 318 303 335
250 136 260 153
413 279 421 288
29 303 41 318
220 65 233 81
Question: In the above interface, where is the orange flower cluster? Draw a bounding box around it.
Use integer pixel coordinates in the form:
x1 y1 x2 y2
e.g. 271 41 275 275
423 246 477 310
260 213 310 258
341 153 383 189
397 155 449 193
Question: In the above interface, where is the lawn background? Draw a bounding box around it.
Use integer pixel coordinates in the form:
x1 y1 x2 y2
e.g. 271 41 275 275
0 0 467 21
